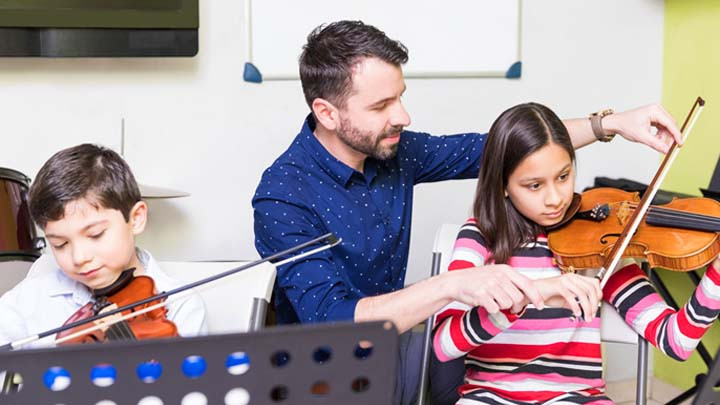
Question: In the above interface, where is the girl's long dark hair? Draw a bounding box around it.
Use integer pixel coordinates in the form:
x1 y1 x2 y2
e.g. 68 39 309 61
473 103 575 264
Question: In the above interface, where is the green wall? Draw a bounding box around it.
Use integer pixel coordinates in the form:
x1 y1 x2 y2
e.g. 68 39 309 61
654 0 720 389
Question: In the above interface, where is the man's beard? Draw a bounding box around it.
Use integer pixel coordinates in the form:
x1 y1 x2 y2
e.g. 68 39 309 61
338 117 403 161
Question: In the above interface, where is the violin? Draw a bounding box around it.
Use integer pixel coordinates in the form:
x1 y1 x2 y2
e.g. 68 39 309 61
548 187 720 272
55 269 178 344
548 97 709 287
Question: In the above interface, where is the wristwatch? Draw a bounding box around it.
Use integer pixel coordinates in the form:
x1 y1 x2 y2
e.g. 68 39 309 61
589 108 616 143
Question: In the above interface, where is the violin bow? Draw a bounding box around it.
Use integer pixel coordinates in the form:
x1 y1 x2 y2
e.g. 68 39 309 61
597 97 705 288
0 233 342 351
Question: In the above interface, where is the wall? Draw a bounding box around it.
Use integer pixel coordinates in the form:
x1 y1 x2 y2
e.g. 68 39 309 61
0 0 665 381
653 0 720 390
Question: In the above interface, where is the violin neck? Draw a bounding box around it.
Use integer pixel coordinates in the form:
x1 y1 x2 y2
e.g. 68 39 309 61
105 320 137 341
646 207 720 233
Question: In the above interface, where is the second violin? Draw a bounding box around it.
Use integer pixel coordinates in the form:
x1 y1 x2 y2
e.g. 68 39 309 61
56 269 178 345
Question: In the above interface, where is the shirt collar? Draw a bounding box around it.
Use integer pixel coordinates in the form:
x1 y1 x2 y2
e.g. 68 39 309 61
298 114 370 187
46 248 166 304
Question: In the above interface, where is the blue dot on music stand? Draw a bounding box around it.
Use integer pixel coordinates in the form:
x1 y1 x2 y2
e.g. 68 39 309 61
43 366 71 391
226 352 250 375
136 360 163 383
91 364 117 387
182 355 207 378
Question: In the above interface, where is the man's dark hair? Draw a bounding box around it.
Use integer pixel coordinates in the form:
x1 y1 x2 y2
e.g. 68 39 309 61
28 143 141 228
299 20 409 110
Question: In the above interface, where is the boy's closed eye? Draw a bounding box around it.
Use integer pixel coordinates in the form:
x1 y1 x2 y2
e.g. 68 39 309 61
88 230 106 239
51 241 68 250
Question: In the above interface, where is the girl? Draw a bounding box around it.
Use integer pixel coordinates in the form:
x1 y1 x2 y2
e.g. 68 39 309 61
433 102 720 404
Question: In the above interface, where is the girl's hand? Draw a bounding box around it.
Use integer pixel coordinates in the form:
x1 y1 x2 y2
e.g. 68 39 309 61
713 254 720 271
534 274 602 322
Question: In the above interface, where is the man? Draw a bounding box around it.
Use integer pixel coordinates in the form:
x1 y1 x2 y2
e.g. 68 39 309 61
253 20 681 405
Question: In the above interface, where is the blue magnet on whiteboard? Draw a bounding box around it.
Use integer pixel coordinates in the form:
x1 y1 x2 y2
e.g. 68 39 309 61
505 61 522 79
244 62 263 83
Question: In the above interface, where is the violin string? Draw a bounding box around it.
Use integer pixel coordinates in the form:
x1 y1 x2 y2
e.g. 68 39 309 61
647 205 719 222
626 202 714 221
627 204 719 228
648 209 717 226
648 209 719 229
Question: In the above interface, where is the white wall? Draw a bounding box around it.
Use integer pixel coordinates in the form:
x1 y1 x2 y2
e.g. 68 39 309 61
0 0 665 264
0 0 662 382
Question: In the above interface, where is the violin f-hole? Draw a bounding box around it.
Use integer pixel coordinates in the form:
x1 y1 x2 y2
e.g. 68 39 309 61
600 233 621 245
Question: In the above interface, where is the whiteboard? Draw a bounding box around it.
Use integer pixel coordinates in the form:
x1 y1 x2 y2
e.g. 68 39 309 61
243 0 521 82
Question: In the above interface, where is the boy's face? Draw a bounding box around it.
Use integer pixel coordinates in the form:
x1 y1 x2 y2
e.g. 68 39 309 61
43 197 147 290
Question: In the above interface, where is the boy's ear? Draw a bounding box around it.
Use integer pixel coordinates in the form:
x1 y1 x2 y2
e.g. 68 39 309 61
311 98 341 131
129 201 148 235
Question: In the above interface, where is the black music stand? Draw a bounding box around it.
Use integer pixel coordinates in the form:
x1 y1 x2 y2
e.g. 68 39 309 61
699 154 720 202
693 345 720 405
0 321 398 404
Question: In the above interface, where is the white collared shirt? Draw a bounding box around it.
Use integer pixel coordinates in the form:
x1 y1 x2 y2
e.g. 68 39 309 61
0 249 207 348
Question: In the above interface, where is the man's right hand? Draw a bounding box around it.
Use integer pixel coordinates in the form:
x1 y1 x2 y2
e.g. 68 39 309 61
448 264 544 314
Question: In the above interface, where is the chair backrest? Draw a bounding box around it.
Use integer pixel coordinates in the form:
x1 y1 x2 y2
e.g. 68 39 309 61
431 223 639 344
0 261 33 297
158 261 276 334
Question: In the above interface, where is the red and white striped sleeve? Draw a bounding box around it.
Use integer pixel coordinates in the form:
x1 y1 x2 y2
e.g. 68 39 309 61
605 261 720 361
433 220 521 362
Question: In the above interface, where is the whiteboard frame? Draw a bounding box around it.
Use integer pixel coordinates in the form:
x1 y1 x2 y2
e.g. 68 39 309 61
242 0 523 82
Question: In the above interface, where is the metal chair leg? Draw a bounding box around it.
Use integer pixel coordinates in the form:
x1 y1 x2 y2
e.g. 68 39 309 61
417 251 443 405
636 335 649 405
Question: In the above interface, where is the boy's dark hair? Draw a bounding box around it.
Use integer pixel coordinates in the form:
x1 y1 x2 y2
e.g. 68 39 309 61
473 103 575 264
28 144 141 229
299 20 409 110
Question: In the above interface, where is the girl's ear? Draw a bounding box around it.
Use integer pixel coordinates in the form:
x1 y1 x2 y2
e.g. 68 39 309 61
504 190 509 198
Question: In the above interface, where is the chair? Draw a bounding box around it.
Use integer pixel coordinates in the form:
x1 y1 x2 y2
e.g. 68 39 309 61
417 223 649 405
158 260 276 334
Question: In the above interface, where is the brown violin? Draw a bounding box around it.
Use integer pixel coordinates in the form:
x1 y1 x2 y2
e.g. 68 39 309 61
548 187 720 273
56 269 178 344
548 96 709 287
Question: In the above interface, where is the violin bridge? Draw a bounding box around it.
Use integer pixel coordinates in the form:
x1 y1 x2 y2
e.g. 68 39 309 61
618 201 632 225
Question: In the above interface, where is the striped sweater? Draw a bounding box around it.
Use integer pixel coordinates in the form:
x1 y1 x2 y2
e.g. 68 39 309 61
433 220 720 404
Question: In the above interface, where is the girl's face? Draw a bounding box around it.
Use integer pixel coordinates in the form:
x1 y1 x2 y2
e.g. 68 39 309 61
505 142 575 228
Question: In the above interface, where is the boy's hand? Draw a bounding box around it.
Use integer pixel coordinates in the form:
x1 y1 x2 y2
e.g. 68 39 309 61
534 274 602 322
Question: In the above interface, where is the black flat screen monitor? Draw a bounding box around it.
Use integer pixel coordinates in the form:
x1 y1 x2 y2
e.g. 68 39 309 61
0 0 198 57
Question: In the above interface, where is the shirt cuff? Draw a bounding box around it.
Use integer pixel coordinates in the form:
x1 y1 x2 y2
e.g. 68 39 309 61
324 297 360 322
501 307 524 322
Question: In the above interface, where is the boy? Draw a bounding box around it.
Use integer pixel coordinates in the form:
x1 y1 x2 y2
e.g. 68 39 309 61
0 144 206 348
